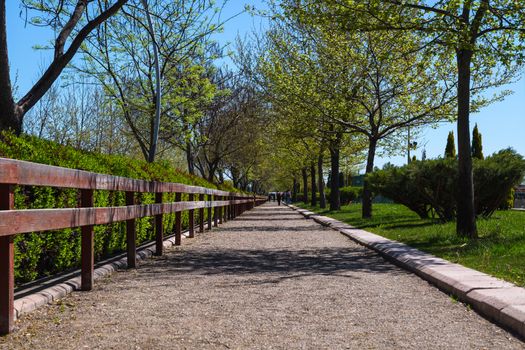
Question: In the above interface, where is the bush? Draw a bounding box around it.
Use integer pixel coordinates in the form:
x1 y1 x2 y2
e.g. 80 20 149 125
367 149 525 222
367 163 434 219
294 192 323 203
339 186 362 205
499 188 515 210
474 150 524 216
294 188 361 206
0 132 224 285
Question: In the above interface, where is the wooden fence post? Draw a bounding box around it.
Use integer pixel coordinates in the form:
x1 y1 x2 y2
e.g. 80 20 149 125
175 192 182 245
222 196 227 223
218 195 223 225
213 195 218 227
155 192 163 256
199 193 205 233
189 193 195 238
0 184 14 335
126 192 136 268
207 194 212 230
231 196 236 219
81 189 94 291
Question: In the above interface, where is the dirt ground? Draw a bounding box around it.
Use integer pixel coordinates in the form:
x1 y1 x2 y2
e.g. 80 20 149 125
1 203 524 349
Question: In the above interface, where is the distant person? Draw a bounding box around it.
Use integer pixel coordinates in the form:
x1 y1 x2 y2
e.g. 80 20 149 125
277 192 282 206
285 190 291 204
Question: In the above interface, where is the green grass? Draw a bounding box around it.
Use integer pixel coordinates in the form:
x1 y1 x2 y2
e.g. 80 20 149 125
297 202 525 287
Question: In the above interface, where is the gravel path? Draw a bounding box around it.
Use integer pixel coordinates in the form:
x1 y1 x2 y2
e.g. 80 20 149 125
1 203 524 349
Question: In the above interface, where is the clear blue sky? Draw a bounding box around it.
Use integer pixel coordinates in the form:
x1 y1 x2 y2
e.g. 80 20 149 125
7 1 524 171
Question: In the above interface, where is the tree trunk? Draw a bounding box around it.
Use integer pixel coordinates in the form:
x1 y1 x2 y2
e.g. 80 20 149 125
0 0 21 133
4 0 128 134
301 167 308 204
310 161 317 207
186 141 195 175
318 152 326 209
362 138 378 218
456 49 477 238
329 138 341 211
231 167 240 188
292 177 298 202
143 0 161 164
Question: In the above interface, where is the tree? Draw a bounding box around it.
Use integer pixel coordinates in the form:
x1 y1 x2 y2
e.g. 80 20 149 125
0 0 128 134
24 80 134 155
290 0 525 236
77 0 223 162
472 124 484 160
445 131 457 158
264 3 459 217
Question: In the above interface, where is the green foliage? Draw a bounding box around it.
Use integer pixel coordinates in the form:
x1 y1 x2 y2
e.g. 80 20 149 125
367 163 434 219
368 149 525 222
472 124 484 160
499 188 515 210
296 187 361 205
444 131 456 158
298 202 525 287
339 186 362 205
0 132 220 285
474 149 524 216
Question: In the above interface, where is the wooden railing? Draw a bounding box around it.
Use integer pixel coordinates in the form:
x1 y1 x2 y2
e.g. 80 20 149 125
0 157 266 334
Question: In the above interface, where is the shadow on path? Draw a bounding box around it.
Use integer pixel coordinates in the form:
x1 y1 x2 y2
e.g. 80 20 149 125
141 247 404 283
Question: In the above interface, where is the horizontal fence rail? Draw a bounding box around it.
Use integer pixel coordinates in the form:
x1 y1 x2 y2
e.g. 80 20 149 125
0 157 266 334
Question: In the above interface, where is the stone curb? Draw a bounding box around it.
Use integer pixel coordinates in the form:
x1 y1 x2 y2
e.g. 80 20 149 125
287 204 525 338
13 229 195 321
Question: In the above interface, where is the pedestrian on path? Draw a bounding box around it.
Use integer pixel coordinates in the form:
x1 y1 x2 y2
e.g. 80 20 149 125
277 192 282 206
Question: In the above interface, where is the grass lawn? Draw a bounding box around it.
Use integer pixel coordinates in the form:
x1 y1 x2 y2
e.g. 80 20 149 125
296 202 525 287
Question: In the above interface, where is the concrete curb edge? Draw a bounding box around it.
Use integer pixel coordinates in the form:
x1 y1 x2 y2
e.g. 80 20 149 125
287 204 525 338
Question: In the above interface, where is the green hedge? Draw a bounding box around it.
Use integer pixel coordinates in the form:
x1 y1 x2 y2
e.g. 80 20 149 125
367 149 525 222
339 186 362 204
294 187 362 205
0 132 228 285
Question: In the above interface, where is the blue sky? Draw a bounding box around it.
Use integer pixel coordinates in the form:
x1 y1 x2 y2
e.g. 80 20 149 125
6 1 524 170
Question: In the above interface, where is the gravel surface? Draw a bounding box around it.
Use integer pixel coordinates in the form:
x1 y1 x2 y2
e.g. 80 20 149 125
1 203 524 349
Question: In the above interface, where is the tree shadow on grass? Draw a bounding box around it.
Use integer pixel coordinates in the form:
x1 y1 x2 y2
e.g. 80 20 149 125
381 221 436 230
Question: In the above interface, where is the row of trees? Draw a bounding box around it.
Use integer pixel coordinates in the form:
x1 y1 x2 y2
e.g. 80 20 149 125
1 0 270 191
1 1 524 238
445 124 484 160
249 0 524 238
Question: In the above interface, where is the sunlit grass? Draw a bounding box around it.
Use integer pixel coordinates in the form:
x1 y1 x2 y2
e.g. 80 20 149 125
297 202 525 287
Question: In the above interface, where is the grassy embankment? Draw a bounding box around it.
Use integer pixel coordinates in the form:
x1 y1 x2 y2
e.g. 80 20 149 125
297 202 525 287
0 131 238 285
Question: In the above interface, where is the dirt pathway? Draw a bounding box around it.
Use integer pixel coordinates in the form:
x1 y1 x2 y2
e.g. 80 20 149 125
1 203 523 349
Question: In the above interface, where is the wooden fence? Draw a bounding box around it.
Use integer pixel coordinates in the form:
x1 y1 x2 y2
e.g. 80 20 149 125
0 157 266 334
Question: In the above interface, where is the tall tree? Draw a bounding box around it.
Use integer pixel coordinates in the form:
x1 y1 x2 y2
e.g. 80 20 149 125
291 0 525 236
472 124 484 160
0 0 128 134
445 131 457 158
77 0 223 162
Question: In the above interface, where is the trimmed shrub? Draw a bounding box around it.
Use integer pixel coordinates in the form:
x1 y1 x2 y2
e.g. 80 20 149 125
367 149 525 222
367 162 434 219
474 149 524 216
339 186 362 205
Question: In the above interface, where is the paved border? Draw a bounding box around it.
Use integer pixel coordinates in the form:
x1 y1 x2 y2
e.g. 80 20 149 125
288 204 525 338
13 229 196 321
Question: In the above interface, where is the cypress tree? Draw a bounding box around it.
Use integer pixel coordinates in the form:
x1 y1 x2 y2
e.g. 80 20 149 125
444 131 456 158
472 124 484 159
